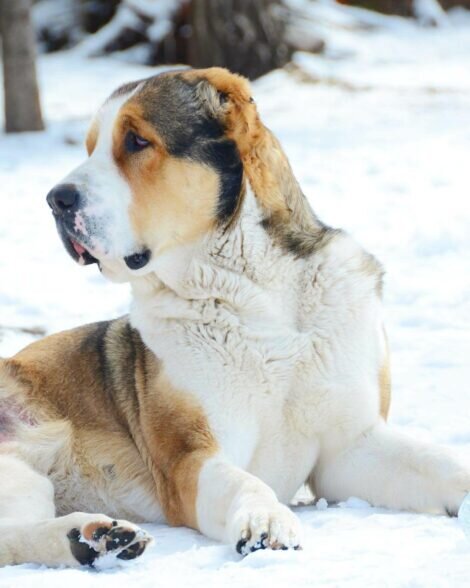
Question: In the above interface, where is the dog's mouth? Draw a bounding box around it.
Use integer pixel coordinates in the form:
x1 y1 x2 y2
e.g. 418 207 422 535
69 237 99 266
58 225 99 266
55 218 151 271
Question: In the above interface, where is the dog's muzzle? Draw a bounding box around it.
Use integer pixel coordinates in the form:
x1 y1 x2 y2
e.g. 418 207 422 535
46 183 98 266
47 183 151 271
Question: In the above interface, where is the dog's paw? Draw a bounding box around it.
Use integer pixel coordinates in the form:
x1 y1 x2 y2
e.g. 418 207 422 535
67 517 152 567
232 504 302 556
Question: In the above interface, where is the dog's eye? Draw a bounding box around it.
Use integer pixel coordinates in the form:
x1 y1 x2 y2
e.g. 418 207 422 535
125 131 151 153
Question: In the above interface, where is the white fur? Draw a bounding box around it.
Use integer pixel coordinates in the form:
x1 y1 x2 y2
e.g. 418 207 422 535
58 91 141 270
128 186 470 546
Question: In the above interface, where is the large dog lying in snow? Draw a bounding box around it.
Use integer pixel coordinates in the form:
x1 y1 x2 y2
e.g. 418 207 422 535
0 68 468 568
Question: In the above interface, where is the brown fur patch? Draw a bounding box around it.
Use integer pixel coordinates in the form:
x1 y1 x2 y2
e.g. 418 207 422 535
81 520 111 541
359 251 385 298
85 120 99 156
379 351 391 420
2 320 161 518
112 100 220 255
6 323 125 428
4 319 217 528
137 370 218 528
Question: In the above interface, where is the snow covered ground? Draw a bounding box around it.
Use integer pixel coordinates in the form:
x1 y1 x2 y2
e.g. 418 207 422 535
1 2 470 586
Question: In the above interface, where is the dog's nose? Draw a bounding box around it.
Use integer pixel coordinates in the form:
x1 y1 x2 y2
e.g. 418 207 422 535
47 184 80 214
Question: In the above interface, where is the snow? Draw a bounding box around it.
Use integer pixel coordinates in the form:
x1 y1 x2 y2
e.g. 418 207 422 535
74 0 184 57
412 0 448 27
458 494 470 540
1 2 470 586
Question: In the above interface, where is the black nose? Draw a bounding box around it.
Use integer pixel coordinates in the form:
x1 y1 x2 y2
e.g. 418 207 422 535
47 184 80 215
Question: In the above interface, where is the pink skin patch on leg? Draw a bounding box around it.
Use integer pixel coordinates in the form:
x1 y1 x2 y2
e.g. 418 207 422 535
0 398 36 442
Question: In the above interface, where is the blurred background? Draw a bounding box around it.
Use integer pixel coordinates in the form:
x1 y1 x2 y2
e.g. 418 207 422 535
2 0 470 131
0 0 469 448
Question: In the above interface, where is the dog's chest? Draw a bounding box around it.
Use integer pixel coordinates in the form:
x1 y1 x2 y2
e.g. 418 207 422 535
140 280 374 427
133 227 384 500
139 233 379 404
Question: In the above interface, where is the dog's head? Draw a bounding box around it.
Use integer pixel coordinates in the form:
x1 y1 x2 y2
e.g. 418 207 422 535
47 68 314 281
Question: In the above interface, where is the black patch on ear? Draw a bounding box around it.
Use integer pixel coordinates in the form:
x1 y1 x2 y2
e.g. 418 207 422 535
138 74 243 222
199 135 243 220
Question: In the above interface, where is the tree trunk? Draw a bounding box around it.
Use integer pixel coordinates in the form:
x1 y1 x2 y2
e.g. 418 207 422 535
0 0 44 133
188 0 292 80
439 0 470 7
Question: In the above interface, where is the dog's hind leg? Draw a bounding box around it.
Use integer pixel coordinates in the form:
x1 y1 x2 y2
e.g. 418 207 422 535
312 422 470 516
0 454 152 567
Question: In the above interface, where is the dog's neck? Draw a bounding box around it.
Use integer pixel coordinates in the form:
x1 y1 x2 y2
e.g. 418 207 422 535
130 186 302 327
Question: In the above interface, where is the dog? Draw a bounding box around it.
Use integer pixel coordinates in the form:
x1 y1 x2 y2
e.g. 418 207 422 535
0 67 469 568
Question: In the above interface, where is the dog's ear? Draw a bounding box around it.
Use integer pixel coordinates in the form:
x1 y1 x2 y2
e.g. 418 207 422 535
188 68 263 163
186 68 323 254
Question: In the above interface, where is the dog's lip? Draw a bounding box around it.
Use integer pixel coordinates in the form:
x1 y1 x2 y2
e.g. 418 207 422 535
70 239 86 257
63 231 99 266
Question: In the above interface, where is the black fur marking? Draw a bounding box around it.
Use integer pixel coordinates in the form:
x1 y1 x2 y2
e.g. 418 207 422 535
137 74 243 222
67 528 99 566
88 317 148 441
261 217 339 259
117 541 147 560
78 318 144 425
236 538 247 555
107 527 136 548
236 532 271 556
79 320 113 398
92 526 112 541
236 532 300 555
258 532 268 548
109 320 140 417
201 137 244 221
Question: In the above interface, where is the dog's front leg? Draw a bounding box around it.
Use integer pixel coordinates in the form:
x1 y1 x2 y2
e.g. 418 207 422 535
141 375 302 554
152 449 302 555
196 457 302 554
